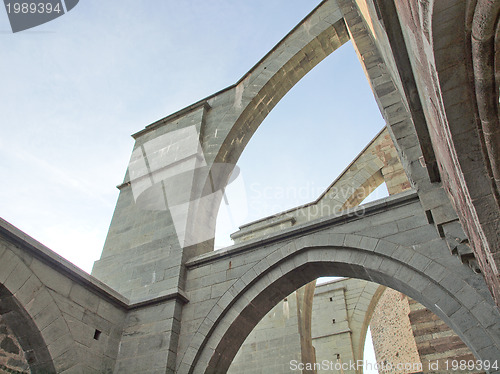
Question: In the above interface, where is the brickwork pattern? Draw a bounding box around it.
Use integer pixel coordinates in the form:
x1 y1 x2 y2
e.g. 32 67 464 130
408 299 484 374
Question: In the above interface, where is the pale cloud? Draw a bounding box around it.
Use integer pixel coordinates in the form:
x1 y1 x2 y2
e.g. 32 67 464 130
0 141 113 207
39 223 105 273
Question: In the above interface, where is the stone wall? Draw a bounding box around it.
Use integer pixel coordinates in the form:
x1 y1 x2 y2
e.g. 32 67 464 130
390 0 500 308
370 288 423 373
312 282 356 373
0 219 128 373
228 291 303 374
370 288 485 374
0 316 29 374
408 299 483 374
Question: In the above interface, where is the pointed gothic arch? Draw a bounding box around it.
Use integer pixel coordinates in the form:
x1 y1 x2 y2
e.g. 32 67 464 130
180 222 500 373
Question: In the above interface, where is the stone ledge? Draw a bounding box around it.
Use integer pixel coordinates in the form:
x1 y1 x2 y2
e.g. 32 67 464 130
0 218 190 310
0 218 129 308
231 216 296 240
128 290 189 310
314 328 352 339
314 277 351 294
134 101 211 139
186 189 419 268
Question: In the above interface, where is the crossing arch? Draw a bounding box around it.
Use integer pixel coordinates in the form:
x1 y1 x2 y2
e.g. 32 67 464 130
180 231 500 373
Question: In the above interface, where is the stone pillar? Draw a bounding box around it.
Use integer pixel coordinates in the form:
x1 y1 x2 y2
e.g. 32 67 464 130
228 292 304 374
92 103 218 372
370 289 423 373
92 103 216 300
312 284 357 374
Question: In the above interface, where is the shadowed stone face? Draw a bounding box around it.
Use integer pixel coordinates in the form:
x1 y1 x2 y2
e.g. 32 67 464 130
1 337 20 354
0 316 29 373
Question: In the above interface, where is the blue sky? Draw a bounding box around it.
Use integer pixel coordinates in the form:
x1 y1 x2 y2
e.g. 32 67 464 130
0 0 386 271
1 2 386 370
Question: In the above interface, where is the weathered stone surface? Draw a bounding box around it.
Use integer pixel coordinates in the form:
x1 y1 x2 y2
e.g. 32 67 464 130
1 1 499 373
0 318 29 374
370 289 422 373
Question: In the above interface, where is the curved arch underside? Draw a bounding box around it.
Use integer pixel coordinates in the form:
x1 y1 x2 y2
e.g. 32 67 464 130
0 285 55 374
227 126 409 372
191 243 500 373
181 194 500 373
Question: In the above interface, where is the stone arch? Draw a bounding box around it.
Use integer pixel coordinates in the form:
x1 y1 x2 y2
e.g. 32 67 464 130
0 243 80 373
230 128 406 242
192 1 351 240
0 284 55 373
153 0 352 259
183 236 500 373
228 278 385 373
225 128 411 371
212 4 349 167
